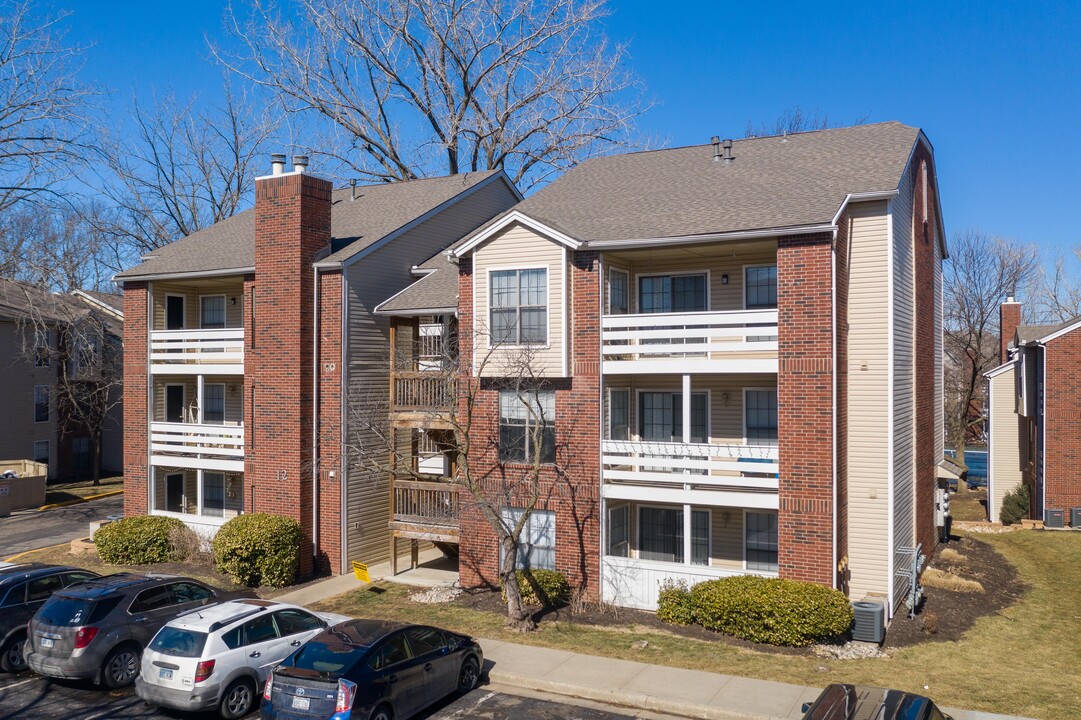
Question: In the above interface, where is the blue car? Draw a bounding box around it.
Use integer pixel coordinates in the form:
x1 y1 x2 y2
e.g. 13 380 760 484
261 619 482 720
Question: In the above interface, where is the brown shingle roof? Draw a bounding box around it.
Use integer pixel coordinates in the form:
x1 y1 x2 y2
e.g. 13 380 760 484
503 121 921 243
375 253 458 314
1016 318 1081 345
115 171 501 280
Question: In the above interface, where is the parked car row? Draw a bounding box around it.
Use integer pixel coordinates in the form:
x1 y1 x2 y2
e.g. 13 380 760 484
2 562 485 720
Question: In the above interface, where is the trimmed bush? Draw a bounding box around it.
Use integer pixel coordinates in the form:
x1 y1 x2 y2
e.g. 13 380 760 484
656 578 695 625
1000 484 1029 526
690 575 854 647
212 513 301 588
501 569 571 607
94 515 189 565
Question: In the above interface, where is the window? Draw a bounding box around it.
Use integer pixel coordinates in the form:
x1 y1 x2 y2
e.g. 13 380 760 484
72 437 90 475
608 268 628 314
34 329 50 367
638 392 707 443
34 385 49 422
638 274 707 313
744 265 777 309
745 390 778 445
166 295 185 330
166 385 185 423
1 583 25 607
274 609 325 636
242 614 279 644
490 268 547 345
27 574 64 602
33 440 49 465
405 627 446 656
608 389 629 441
745 511 778 572
203 472 225 517
608 504 629 557
200 295 226 329
203 384 225 424
165 473 184 513
172 581 213 604
63 572 97 587
499 390 555 464
130 586 174 614
500 508 556 570
638 506 709 565
369 633 411 671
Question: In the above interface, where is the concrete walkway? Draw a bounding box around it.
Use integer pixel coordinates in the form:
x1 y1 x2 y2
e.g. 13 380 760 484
278 564 1032 720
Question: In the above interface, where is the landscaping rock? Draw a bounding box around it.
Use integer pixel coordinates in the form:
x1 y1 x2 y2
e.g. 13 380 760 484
410 584 462 604
812 641 891 660
631 640 649 650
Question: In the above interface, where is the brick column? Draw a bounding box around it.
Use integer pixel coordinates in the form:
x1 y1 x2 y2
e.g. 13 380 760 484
122 282 149 517
1000 301 1021 364
777 232 835 586
247 171 333 578
317 270 344 573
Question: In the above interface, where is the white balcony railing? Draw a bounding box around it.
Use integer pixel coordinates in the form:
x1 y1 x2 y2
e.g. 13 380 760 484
601 309 777 373
150 329 244 369
150 422 244 458
602 555 776 610
602 439 778 491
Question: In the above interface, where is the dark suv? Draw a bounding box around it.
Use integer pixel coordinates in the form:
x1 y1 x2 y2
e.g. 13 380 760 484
25 573 247 688
0 563 99 672
801 684 954 720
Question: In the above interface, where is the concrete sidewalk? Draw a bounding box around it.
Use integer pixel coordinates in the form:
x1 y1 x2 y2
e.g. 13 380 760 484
279 566 1032 720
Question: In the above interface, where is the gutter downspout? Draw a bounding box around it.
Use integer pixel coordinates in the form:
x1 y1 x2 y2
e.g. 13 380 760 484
340 272 349 575
313 266 320 567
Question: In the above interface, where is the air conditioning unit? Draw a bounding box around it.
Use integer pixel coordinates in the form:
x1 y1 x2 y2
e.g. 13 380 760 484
1070 508 1081 528
851 599 886 644
1046 509 1065 529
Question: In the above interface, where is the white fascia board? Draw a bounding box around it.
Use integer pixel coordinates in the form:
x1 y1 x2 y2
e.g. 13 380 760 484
452 210 582 257
317 171 513 270
1035 318 1081 345
114 267 255 285
984 359 1018 379
830 190 900 228
71 290 124 319
587 223 836 251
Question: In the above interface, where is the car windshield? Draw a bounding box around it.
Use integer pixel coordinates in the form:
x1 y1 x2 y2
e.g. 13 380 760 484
36 597 96 626
150 626 208 658
282 639 361 677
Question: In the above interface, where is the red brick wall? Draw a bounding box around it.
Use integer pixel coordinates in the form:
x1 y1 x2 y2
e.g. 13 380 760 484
317 270 344 572
1043 332 1081 519
1000 303 1020 364
246 172 333 578
912 149 941 555
777 231 835 586
456 249 602 600
122 282 148 516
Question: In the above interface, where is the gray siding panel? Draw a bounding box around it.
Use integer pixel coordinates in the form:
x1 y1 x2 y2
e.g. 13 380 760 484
892 166 916 607
0 320 59 477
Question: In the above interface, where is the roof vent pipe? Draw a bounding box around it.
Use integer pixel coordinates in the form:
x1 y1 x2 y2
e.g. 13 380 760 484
723 139 734 165
292 155 309 173
350 178 357 201
270 153 286 176
711 136 721 162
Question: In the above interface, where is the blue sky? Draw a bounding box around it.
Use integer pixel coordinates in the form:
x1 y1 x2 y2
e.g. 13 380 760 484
65 1 1081 262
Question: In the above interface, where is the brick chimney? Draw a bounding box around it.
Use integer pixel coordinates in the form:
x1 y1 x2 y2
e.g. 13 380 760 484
1000 297 1021 363
246 156 333 577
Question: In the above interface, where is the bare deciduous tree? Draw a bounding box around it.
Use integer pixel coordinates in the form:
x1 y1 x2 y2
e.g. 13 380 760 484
0 203 114 292
216 0 644 190
744 105 869 138
0 1 96 211
92 85 279 259
1029 249 1081 324
944 229 1039 467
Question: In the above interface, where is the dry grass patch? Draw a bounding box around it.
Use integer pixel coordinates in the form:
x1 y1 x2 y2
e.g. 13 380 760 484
921 567 984 593
938 548 966 562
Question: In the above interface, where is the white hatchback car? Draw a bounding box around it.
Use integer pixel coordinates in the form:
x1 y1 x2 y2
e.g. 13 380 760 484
135 598 348 719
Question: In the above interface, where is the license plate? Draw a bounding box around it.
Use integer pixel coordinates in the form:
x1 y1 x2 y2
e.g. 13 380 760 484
159 668 173 680
40 638 54 649
291 696 310 710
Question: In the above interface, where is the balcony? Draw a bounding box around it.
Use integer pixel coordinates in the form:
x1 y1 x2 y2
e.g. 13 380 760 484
601 309 777 374
150 422 245 472
150 329 244 375
390 479 459 542
602 555 775 611
390 372 454 428
601 439 778 508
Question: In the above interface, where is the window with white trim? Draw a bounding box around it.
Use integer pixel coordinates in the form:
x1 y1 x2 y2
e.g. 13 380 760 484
638 392 707 443
203 472 225 517
33 440 49 464
745 511 778 571
608 389 629 441
203 384 225 424
34 329 50 367
499 390 555 464
608 504 629 557
638 506 709 565
744 265 777 309
745 389 778 445
500 507 555 570
201 296 226 329
34 385 49 422
607 268 628 315
638 274 706 313
490 269 547 345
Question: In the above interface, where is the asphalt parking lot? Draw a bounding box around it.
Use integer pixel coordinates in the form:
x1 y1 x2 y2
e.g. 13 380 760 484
0 672 651 720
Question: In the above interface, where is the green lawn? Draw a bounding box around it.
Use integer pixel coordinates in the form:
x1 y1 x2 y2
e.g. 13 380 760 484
314 531 1080 720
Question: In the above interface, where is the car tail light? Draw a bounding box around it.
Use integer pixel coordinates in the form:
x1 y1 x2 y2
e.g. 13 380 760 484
263 672 274 701
73 626 99 649
194 659 215 683
335 678 357 712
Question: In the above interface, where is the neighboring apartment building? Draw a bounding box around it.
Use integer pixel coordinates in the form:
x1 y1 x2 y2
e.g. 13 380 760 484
986 299 1081 526
431 122 947 616
114 157 520 576
0 279 124 479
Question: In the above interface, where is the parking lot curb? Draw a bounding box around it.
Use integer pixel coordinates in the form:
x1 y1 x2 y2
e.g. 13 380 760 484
4 541 72 563
38 488 123 511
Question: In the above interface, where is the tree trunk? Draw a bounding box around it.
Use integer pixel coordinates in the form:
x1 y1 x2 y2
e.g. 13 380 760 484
500 536 536 632
91 432 101 486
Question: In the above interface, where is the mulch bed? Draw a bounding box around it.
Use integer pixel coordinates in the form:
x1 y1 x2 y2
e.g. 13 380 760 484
884 534 1027 648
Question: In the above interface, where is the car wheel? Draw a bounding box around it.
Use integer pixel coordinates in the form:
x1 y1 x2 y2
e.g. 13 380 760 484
101 644 140 688
0 632 28 673
219 677 257 719
369 703 393 720
457 656 479 694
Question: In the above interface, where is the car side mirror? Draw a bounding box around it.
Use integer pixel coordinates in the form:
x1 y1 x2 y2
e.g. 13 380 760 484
801 702 812 713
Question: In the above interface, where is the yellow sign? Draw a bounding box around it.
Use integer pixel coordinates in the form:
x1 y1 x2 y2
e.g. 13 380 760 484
352 561 370 583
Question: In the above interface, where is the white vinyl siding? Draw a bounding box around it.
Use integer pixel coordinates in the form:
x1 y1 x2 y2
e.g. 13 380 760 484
988 365 1024 522
473 223 565 377
845 200 891 601
893 170 917 609
150 280 244 331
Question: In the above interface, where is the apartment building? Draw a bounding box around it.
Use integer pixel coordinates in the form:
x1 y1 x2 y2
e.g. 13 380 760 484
986 299 1081 526
115 157 519 576
433 122 947 615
